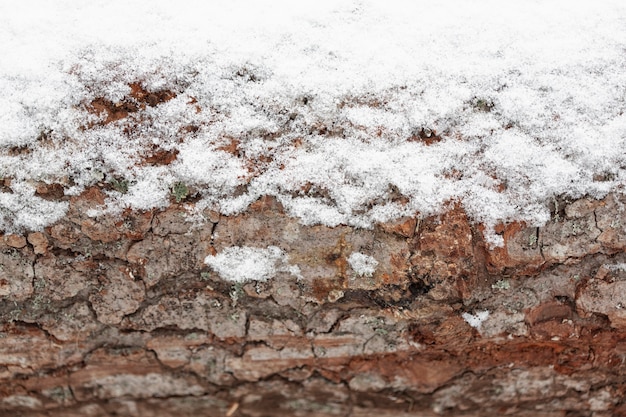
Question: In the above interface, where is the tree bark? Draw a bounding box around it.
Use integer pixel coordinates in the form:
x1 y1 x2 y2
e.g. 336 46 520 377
2 190 626 416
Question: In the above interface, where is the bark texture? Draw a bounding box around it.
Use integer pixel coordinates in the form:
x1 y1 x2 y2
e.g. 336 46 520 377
2 189 626 416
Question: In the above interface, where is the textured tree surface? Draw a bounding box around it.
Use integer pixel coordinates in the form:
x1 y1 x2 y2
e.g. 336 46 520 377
2 189 626 416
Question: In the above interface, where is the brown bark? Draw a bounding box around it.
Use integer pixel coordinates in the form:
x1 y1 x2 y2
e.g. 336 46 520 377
1 191 626 416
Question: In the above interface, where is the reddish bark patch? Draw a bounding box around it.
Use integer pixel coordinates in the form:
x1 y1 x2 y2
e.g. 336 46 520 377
3 234 26 248
35 183 66 201
486 221 526 270
416 204 473 259
407 128 442 145
312 278 343 302
526 301 573 326
378 217 417 238
89 97 138 124
217 137 240 156
0 177 12 193
87 83 176 125
249 195 285 213
141 148 179 166
73 186 106 206
129 82 176 107
483 221 544 275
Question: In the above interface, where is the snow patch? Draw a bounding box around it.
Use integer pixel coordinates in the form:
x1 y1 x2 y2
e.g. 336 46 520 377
0 183 68 232
462 310 490 329
348 252 379 277
204 246 299 283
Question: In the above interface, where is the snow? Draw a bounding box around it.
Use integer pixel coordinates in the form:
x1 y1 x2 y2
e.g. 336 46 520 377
348 252 379 277
462 310 490 329
204 246 298 283
2 1 626 239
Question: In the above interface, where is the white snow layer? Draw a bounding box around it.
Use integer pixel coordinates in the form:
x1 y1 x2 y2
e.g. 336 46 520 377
2 1 626 239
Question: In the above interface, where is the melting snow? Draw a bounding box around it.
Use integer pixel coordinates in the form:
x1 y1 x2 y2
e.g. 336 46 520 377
2 1 626 239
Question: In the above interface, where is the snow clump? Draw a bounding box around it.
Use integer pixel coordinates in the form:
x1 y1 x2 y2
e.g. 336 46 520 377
347 252 379 277
462 310 490 329
204 246 299 283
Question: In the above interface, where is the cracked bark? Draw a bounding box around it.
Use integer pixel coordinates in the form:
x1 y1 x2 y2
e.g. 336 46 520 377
1 191 626 416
